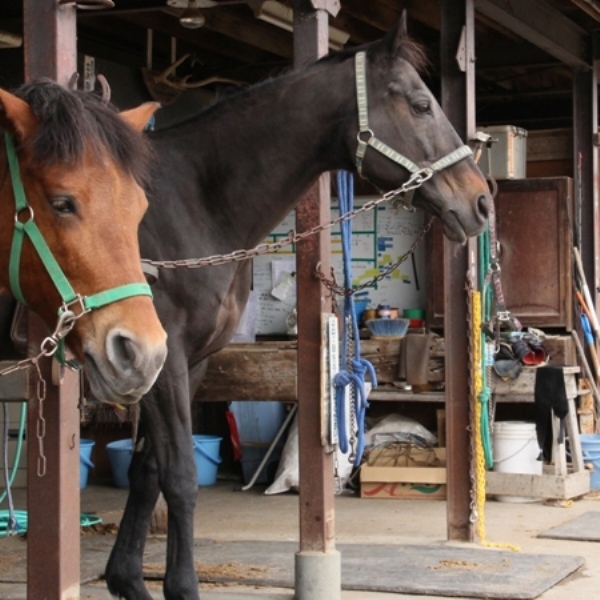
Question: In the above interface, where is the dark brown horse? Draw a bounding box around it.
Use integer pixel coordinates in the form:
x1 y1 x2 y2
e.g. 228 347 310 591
0 79 167 404
105 18 491 599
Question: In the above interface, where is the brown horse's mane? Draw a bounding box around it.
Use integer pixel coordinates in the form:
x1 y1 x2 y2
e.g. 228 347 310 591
11 78 153 187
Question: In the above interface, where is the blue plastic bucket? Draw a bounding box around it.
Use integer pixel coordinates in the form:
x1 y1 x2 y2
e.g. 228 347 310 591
79 439 95 489
193 435 222 486
580 434 600 490
106 438 133 489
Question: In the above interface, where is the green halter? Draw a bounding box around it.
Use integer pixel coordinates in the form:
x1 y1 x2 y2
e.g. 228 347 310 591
5 132 152 333
354 51 473 208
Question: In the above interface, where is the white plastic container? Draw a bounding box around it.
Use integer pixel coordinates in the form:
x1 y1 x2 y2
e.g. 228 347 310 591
492 421 542 503
477 125 528 179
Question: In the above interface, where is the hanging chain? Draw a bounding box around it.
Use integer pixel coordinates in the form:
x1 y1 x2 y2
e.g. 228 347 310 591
141 168 435 273
317 216 433 296
34 361 47 477
0 307 81 379
0 308 85 476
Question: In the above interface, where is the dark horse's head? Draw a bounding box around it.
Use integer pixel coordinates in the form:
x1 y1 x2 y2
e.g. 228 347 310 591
346 15 491 243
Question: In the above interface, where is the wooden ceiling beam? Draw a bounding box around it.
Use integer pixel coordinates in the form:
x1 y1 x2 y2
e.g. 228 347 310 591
477 0 591 67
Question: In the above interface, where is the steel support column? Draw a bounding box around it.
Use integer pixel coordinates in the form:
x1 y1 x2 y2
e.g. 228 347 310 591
440 0 476 542
293 1 340 598
23 2 81 598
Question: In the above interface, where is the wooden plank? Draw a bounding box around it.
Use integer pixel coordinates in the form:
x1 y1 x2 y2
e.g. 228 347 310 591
361 465 447 485
477 0 590 67
486 469 590 499
491 366 579 396
0 363 34 402
527 129 573 162
196 342 298 402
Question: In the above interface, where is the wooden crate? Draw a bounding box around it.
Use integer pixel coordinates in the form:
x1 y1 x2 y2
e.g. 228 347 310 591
360 447 446 500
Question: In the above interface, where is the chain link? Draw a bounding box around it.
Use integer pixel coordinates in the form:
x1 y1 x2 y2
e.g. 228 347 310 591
317 216 433 296
0 307 87 478
141 170 433 275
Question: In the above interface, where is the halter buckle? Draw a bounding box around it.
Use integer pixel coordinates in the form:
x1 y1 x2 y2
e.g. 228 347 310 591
59 295 90 319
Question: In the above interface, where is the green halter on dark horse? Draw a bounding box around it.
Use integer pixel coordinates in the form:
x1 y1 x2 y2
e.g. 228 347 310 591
105 15 491 599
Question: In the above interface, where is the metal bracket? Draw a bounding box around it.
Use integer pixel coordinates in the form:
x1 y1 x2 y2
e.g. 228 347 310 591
310 0 341 17
456 26 467 72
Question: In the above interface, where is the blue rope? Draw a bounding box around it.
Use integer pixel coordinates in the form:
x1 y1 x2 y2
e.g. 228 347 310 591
333 171 377 465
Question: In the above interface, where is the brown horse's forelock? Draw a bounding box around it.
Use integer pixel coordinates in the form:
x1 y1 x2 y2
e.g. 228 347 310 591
13 78 153 187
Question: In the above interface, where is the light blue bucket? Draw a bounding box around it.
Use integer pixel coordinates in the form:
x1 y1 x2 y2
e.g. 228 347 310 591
79 439 95 489
193 435 222 486
106 438 133 489
580 434 600 490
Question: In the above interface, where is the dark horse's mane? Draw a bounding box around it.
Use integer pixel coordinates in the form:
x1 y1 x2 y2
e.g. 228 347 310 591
160 35 430 132
11 78 153 186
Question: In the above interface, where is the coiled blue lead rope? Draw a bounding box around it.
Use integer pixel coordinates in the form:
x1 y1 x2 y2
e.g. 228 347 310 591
333 171 377 465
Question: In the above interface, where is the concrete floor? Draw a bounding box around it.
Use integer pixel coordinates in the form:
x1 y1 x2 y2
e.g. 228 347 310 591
1 481 599 599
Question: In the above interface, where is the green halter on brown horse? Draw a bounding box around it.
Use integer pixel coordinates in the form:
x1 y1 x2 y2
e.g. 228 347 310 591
0 79 167 404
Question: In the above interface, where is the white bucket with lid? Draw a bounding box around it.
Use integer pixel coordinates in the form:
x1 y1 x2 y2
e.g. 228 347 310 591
492 421 542 503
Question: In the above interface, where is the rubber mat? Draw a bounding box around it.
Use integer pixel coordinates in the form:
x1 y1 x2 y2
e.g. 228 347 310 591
0 536 585 599
538 510 600 542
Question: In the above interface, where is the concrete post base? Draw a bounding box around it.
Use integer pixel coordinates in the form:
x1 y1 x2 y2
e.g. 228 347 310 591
294 549 341 600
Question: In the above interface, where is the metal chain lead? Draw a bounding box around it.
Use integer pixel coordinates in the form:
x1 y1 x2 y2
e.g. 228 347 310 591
34 361 47 477
141 169 434 272
0 307 87 478
317 216 433 296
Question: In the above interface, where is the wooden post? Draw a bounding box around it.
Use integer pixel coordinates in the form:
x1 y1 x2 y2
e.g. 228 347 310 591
440 0 476 542
293 1 340 598
23 1 81 598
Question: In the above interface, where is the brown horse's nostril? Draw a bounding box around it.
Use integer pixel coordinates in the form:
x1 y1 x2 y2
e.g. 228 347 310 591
107 330 143 374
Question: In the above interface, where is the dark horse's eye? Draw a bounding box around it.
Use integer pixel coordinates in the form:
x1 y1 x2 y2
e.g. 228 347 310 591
413 100 431 115
49 196 77 215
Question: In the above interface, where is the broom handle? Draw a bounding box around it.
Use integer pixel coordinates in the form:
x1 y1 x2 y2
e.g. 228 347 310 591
574 247 600 340
572 331 600 416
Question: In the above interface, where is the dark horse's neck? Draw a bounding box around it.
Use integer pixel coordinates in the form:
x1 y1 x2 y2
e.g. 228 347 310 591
149 53 356 252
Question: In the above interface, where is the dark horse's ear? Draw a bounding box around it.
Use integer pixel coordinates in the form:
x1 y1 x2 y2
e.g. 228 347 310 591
382 10 408 55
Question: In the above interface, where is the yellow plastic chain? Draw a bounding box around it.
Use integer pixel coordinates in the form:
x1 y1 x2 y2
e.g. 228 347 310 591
472 290 521 552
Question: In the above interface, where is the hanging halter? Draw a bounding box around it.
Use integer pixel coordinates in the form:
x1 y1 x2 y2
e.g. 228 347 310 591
5 132 152 356
354 51 473 210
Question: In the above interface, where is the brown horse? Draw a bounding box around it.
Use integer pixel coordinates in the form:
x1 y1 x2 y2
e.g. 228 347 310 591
0 79 167 404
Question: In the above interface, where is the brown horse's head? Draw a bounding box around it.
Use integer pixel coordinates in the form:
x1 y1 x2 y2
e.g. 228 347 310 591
0 79 167 404
351 14 491 243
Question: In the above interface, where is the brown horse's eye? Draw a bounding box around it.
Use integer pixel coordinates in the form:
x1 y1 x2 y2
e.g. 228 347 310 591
49 196 77 215
413 100 431 115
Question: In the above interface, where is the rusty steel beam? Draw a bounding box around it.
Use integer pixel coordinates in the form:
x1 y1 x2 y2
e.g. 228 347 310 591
440 0 476 543
293 1 335 555
293 1 339 598
23 2 81 599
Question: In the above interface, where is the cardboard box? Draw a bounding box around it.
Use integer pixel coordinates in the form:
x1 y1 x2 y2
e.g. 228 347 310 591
360 481 446 500
360 446 446 499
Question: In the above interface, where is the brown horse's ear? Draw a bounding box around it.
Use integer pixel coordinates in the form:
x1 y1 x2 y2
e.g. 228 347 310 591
0 88 38 142
382 10 409 54
120 102 161 132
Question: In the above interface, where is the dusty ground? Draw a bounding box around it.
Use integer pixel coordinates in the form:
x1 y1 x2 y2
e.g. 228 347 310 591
1 481 599 599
